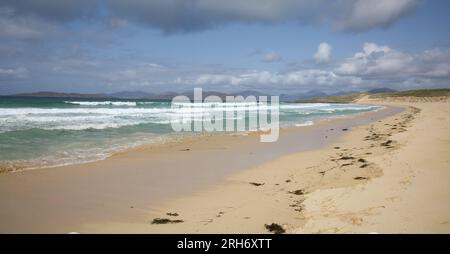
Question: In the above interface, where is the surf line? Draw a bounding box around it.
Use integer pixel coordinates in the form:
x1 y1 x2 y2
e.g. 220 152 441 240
170 87 280 142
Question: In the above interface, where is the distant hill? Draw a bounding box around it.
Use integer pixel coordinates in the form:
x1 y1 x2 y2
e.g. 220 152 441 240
231 90 270 98
108 91 156 99
13 91 111 98
329 90 360 96
280 90 328 102
13 88 448 102
9 90 271 100
367 87 397 94
299 93 365 103
181 90 230 100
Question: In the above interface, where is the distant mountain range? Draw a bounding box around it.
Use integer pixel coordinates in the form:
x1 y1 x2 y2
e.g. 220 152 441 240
11 91 112 99
8 88 398 102
279 90 327 102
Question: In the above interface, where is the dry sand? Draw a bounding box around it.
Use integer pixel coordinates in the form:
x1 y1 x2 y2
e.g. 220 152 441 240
1 100 449 233
83 100 450 233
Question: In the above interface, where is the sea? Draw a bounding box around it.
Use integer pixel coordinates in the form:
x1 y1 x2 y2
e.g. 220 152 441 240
0 97 380 169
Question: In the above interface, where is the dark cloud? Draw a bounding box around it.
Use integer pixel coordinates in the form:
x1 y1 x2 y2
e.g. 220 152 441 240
106 0 418 33
0 0 95 22
0 0 419 35
0 0 96 40
0 66 28 80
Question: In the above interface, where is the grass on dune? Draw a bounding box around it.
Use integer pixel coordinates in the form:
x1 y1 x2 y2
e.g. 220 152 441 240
371 89 450 98
298 88 450 103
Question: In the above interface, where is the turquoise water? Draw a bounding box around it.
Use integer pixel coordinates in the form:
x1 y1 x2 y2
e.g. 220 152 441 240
0 97 380 169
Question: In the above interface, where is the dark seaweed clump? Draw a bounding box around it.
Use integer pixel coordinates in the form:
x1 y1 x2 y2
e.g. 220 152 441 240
151 218 184 224
289 189 305 195
265 223 285 234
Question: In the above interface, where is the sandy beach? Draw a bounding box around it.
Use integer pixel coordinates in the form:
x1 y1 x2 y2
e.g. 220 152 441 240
2 0 450 240
0 99 449 233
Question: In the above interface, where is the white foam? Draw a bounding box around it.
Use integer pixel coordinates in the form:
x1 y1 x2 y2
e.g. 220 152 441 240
295 121 314 127
64 101 137 106
0 103 379 133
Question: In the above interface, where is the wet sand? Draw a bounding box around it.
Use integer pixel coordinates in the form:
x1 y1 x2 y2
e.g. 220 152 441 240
0 106 401 233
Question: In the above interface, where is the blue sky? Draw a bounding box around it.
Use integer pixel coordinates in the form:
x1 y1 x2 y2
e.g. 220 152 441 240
0 0 450 95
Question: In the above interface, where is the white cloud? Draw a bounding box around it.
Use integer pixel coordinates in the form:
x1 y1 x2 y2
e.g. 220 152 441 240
336 42 450 78
335 42 413 76
314 42 332 64
2 37 449 94
261 51 282 63
333 42 450 91
250 50 282 63
414 48 450 78
196 74 242 86
192 69 357 90
181 43 450 92
30 41 448 93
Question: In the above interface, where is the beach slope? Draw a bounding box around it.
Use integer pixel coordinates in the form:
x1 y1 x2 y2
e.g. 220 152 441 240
84 99 450 233
0 99 449 233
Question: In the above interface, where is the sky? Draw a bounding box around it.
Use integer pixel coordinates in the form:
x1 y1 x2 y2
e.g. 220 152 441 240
0 0 450 95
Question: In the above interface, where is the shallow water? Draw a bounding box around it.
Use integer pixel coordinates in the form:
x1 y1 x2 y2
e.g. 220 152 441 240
0 96 379 168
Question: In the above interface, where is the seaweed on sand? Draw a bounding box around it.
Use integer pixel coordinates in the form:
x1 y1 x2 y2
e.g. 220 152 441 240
249 182 265 186
151 218 184 224
265 223 286 234
381 140 393 146
288 189 305 195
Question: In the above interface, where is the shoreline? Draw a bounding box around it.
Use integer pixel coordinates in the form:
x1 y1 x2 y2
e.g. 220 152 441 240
0 105 401 233
87 104 414 233
0 104 382 173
